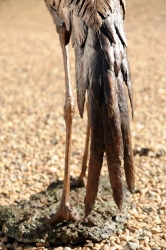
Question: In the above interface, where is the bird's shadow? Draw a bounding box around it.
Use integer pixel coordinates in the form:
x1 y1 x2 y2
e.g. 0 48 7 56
0 176 131 245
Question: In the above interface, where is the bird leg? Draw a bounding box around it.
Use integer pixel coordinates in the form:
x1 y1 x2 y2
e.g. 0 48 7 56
71 103 90 188
47 27 79 225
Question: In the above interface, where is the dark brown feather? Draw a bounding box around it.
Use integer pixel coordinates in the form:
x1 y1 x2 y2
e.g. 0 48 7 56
117 71 135 192
66 0 113 30
122 51 134 118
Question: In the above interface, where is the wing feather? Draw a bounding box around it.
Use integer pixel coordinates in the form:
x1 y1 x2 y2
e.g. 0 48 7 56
66 0 114 30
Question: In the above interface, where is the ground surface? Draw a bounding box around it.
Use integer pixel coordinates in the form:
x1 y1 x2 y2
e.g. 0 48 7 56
0 0 166 249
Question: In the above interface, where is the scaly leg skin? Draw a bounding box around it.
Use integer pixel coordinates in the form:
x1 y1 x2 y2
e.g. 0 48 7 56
71 103 90 188
47 28 79 225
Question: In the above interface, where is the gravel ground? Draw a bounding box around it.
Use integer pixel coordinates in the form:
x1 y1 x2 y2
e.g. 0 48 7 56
0 0 166 249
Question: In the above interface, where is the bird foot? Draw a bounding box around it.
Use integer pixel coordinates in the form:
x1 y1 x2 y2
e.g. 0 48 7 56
71 176 86 188
46 205 80 225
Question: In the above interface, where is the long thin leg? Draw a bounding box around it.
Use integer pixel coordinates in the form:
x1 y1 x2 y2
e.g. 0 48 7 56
47 28 79 225
71 102 90 187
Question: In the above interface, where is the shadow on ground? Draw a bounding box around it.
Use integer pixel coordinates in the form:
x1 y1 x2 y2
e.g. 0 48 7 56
0 176 131 245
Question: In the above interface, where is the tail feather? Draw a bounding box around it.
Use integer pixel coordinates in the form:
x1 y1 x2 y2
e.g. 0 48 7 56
114 1 127 46
83 31 103 102
103 102 123 209
75 46 86 118
104 69 124 160
72 0 134 212
114 19 127 46
99 32 114 68
107 160 123 210
103 17 117 44
73 16 88 118
84 91 104 215
117 71 135 192
113 41 124 77
122 51 134 118
100 3 134 204
84 43 105 215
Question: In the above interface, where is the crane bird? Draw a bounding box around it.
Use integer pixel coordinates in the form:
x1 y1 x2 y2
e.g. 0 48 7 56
44 0 135 225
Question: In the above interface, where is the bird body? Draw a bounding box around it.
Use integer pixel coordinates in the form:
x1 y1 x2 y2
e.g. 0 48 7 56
44 0 135 224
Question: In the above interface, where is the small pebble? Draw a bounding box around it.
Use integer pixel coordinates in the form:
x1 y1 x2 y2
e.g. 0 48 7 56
84 242 93 248
120 241 126 247
123 242 139 250
151 227 162 233
83 247 91 250
36 243 50 248
144 236 149 244
128 237 139 245
101 244 110 250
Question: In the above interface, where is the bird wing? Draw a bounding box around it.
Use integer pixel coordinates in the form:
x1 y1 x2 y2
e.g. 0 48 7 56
70 0 135 207
66 0 113 30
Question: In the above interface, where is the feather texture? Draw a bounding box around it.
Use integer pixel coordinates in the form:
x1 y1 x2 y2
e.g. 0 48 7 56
66 0 114 30
76 0 135 210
